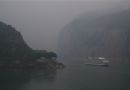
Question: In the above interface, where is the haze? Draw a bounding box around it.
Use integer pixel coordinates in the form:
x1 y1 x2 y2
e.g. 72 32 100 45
0 1 129 52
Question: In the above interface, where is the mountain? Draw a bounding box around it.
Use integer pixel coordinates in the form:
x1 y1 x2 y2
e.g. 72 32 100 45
0 22 33 63
0 21 64 70
59 10 130 58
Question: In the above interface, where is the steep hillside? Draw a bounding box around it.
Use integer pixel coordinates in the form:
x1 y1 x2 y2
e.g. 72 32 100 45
0 22 64 70
59 10 130 58
0 22 33 63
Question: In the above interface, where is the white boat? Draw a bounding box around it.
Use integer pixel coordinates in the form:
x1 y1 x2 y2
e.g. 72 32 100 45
85 63 109 66
98 57 105 60
85 57 109 67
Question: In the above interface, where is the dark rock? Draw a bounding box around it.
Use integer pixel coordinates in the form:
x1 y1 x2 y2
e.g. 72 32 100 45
0 21 64 70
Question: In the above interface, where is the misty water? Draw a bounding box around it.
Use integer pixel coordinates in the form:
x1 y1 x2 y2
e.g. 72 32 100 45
0 58 130 90
1 1 130 90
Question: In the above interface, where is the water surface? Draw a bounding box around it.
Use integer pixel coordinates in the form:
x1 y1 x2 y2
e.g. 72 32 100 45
0 58 130 90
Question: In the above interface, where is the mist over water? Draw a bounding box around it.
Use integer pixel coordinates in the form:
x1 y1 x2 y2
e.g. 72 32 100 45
0 1 129 52
0 1 130 90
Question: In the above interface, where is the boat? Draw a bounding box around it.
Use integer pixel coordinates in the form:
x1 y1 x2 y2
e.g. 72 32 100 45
85 57 109 67
85 63 109 67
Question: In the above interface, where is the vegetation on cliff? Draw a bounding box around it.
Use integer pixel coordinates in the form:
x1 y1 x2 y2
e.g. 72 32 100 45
0 21 64 70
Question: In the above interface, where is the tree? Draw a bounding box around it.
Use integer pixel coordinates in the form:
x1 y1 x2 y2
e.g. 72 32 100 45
45 52 57 59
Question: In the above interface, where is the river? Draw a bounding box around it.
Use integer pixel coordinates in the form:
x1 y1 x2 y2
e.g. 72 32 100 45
0 58 130 90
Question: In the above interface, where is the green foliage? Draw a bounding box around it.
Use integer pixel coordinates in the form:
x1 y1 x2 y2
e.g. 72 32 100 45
0 21 58 63
44 52 57 59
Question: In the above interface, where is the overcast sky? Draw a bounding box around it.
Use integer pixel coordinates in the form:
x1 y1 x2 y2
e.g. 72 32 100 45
0 0 130 1
0 1 130 52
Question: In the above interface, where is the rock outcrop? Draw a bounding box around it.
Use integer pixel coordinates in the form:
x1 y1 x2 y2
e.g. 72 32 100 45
59 10 130 58
0 21 64 70
0 22 33 63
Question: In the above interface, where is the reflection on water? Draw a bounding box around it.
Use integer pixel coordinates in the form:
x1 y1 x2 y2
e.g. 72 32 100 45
0 58 130 90
0 69 57 90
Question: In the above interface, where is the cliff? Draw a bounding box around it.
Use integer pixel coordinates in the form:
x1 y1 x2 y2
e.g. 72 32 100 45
0 22 33 62
0 21 64 69
59 10 130 58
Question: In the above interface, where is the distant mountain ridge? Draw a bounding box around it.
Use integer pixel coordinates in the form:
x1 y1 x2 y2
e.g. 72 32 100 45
59 10 130 58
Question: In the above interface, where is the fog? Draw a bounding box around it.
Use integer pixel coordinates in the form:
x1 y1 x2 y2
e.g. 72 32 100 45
0 1 129 52
0 1 130 90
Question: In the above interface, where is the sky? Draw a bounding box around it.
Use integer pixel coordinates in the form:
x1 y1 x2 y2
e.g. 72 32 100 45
0 1 130 52
0 0 130 1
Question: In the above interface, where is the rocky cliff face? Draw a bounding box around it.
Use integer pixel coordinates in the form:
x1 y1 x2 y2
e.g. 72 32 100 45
0 21 64 70
0 22 33 63
59 10 130 58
